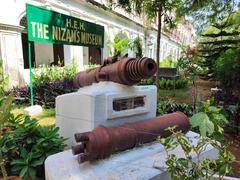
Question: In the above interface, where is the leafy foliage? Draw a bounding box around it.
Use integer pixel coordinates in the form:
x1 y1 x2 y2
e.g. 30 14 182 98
182 0 239 31
177 46 205 110
0 94 14 178
0 59 8 96
32 60 77 86
157 99 194 117
160 57 177 67
130 36 143 58
190 100 228 139
108 34 129 56
159 126 235 180
110 0 186 90
197 11 240 81
1 116 66 179
214 48 240 97
10 78 77 108
177 46 204 80
139 78 189 89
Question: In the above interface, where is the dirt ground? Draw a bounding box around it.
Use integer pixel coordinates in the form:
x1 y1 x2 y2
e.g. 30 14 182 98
190 78 216 104
191 78 240 178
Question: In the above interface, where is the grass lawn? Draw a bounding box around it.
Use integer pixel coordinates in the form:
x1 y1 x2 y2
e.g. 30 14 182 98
158 79 214 104
12 106 56 126
158 88 192 103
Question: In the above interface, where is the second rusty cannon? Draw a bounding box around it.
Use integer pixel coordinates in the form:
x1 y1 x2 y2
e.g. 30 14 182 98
72 112 189 163
73 55 157 88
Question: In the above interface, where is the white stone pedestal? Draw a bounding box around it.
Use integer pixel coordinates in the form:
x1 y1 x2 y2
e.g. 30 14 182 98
56 82 157 147
45 131 218 180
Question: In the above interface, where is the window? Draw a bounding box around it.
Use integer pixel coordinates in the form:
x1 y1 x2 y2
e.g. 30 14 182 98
53 44 64 66
21 33 35 69
20 16 35 69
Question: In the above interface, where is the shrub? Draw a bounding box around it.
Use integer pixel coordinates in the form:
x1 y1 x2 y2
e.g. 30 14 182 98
10 78 77 108
213 90 239 106
159 127 235 180
108 34 130 56
190 100 228 140
160 56 177 67
1 116 66 179
130 36 143 58
138 78 189 89
0 94 14 178
214 48 240 97
0 59 8 95
157 99 194 117
138 78 155 85
32 60 77 86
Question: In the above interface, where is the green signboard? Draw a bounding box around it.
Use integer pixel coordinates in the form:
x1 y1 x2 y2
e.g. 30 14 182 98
26 4 104 48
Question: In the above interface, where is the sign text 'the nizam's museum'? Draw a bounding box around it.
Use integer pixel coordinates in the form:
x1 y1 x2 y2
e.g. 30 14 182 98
26 4 104 48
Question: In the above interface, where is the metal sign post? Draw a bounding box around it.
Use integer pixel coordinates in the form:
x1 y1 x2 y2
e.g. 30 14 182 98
28 42 34 106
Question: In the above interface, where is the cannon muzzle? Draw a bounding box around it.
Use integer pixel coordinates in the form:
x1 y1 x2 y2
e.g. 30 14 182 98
73 56 157 88
72 112 189 163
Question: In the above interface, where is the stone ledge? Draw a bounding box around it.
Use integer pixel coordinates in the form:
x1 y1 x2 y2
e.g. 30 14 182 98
45 131 218 180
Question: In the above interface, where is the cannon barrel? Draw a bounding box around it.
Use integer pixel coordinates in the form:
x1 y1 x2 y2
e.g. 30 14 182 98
72 112 189 163
73 56 157 88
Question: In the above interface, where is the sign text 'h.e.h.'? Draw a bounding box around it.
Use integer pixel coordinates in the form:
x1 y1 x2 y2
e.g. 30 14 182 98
26 4 104 48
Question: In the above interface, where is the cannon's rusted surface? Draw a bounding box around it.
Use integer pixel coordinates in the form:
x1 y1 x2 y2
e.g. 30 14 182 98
72 112 189 163
73 55 157 88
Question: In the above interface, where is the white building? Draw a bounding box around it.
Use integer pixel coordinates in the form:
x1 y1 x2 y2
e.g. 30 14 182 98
0 0 194 87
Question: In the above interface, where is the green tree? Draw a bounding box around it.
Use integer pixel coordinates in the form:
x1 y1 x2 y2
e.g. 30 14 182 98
130 36 143 58
177 46 203 110
197 11 240 80
182 0 239 31
107 0 239 93
109 0 184 91
214 48 240 97
108 34 129 56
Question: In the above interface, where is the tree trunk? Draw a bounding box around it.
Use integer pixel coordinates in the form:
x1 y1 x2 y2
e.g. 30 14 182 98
156 8 162 99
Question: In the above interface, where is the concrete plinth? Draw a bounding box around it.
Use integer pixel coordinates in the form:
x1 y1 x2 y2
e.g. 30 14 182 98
56 82 157 147
45 131 218 180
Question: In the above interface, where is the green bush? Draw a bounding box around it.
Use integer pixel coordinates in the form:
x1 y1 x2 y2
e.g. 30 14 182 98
1 116 66 179
0 94 14 178
0 59 8 95
159 99 232 179
160 56 177 67
214 48 240 96
159 127 235 180
138 78 155 85
130 36 143 58
11 78 77 108
190 100 228 140
32 60 77 85
108 34 130 56
138 78 189 89
157 99 194 117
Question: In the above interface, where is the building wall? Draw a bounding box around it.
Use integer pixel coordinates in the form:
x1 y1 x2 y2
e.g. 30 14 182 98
0 0 194 87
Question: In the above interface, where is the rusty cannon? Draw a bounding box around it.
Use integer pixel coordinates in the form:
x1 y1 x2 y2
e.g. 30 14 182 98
73 55 157 88
72 112 189 163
